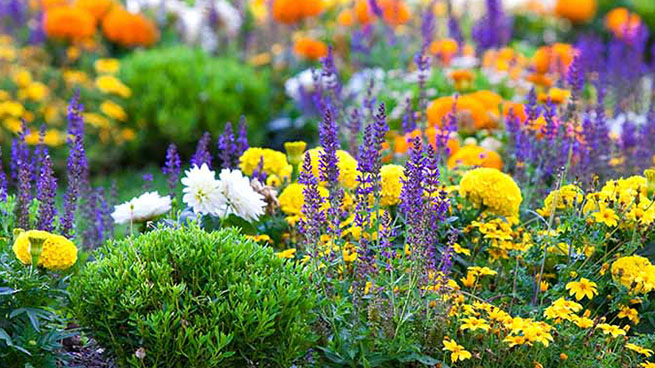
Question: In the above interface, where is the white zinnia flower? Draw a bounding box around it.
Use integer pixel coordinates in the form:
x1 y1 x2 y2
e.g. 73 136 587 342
182 164 225 215
111 192 172 225
216 169 266 222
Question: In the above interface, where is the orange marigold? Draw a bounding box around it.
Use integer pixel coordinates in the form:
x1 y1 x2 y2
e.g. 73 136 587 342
272 0 324 24
605 8 642 38
533 43 575 75
294 37 328 60
447 145 503 170
102 8 158 47
430 38 459 64
354 0 410 26
75 0 114 21
427 95 493 132
44 6 96 41
555 0 596 23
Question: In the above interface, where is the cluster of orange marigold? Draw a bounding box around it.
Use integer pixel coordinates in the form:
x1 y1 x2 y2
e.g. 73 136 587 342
42 0 157 47
337 0 410 27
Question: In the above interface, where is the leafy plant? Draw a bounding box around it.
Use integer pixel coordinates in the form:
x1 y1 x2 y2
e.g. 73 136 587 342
68 224 317 367
120 46 271 161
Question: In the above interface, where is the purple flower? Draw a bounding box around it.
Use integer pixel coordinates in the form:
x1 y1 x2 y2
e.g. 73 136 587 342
420 1 436 48
61 93 89 238
15 122 31 230
0 147 7 201
472 0 512 53
218 122 236 169
142 173 154 191
402 97 417 133
298 153 326 250
400 137 425 247
36 154 57 232
318 108 344 237
97 187 114 241
368 0 383 18
414 48 431 113
190 132 213 168
347 107 362 157
236 116 249 157
162 143 181 194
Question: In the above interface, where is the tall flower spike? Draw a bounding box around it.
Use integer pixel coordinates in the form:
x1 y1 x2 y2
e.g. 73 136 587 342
61 93 88 238
15 121 31 230
218 122 235 169
0 147 7 201
190 132 212 168
36 154 57 232
298 152 326 251
236 116 249 157
162 143 181 194
400 137 425 248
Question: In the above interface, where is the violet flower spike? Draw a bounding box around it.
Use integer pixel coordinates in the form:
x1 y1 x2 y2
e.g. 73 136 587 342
36 154 57 232
190 132 213 168
162 143 181 194
218 122 235 169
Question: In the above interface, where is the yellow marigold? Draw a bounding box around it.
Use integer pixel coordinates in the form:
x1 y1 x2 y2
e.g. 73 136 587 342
94 58 120 74
459 168 522 217
12 69 32 87
611 256 655 294
95 75 131 98
74 0 114 21
555 0 596 23
380 164 405 206
12 230 78 270
300 148 361 189
0 100 25 117
447 145 503 170
102 8 158 47
293 37 328 60
100 100 127 121
239 147 293 180
536 184 583 216
278 182 329 216
44 6 96 41
21 82 49 102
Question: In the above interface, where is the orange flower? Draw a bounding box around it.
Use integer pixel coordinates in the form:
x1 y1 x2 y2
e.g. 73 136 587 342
337 9 355 26
555 0 596 23
533 43 575 75
449 69 475 90
294 37 328 60
102 8 158 47
427 95 491 132
605 8 642 38
538 88 570 105
272 0 324 24
425 126 460 155
502 102 527 123
44 6 96 41
430 38 458 64
40 0 69 10
391 128 460 156
447 145 503 170
354 0 410 26
74 0 114 21
526 73 553 88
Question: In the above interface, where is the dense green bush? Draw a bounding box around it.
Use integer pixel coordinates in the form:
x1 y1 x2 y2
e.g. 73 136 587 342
120 46 271 160
68 225 316 367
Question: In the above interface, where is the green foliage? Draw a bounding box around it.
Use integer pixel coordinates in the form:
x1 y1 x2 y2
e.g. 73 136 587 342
0 197 74 368
120 46 271 160
68 225 317 367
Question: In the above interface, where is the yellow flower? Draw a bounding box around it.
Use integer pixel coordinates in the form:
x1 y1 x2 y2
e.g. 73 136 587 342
276 248 296 259
640 363 655 368
278 182 329 216
592 203 618 227
95 75 132 98
83 112 110 128
63 70 90 85
503 335 527 347
284 141 307 167
22 82 49 102
617 306 640 324
626 343 653 357
459 168 522 217
536 184 583 216
94 58 120 74
565 278 598 301
596 323 626 338
12 69 32 87
380 164 405 206
0 100 25 117
12 230 78 270
452 243 471 256
442 339 472 363
239 147 293 180
100 100 127 121
460 317 490 332
301 148 361 189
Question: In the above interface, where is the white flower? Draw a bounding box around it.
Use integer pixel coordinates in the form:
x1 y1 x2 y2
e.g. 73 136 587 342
182 164 225 215
111 192 172 225
285 69 318 101
216 169 266 222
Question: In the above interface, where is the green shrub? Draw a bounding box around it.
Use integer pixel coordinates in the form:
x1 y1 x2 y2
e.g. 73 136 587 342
120 46 271 161
68 225 316 367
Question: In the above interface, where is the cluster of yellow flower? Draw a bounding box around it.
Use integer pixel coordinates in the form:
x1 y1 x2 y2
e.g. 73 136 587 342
0 36 135 146
12 230 78 271
611 255 655 294
459 167 523 217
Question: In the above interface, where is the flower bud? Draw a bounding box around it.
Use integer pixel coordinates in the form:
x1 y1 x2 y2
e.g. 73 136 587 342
27 233 48 267
645 169 655 195
285 141 307 167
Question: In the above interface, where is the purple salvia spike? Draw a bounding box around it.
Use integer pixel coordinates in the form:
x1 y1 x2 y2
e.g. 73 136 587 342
61 93 88 238
190 132 212 168
36 154 57 232
162 143 181 194
15 121 31 230
0 147 6 201
298 152 326 252
142 173 153 192
218 122 235 169
236 116 249 157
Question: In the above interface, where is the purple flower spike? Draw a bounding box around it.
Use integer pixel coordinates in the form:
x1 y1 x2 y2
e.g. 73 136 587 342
218 122 235 169
236 116 249 157
15 122 32 230
190 132 213 168
0 147 7 201
162 143 181 194
36 154 57 232
298 152 326 250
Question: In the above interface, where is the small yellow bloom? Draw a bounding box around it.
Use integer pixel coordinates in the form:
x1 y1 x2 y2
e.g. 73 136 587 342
100 100 127 121
626 343 653 357
592 204 619 227
565 278 598 301
94 58 120 74
442 339 472 363
460 317 490 332
276 248 296 259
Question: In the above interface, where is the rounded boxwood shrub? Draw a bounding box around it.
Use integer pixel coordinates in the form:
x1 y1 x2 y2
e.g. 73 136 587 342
120 46 271 161
68 225 316 367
